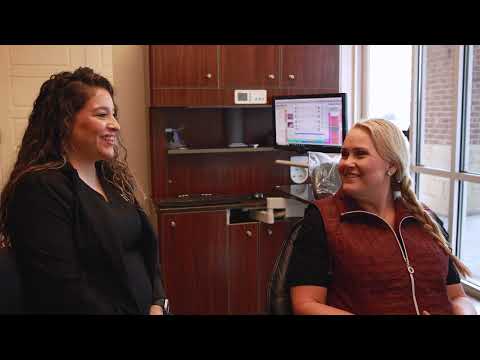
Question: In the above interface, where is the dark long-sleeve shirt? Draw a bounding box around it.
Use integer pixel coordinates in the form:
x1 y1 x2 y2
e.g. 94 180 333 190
7 162 165 314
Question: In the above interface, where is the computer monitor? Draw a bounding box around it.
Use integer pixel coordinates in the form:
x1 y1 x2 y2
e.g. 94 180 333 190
272 93 347 153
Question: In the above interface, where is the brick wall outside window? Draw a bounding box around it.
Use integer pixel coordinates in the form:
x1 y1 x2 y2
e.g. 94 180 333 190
424 46 457 146
470 46 480 147
421 46 480 216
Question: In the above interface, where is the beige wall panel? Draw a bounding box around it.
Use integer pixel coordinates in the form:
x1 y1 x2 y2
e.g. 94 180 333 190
102 46 113 66
111 45 154 224
99 46 113 82
13 118 28 146
0 45 114 190
70 46 87 69
9 107 30 119
11 77 45 107
10 46 70 65
86 46 102 72
11 65 75 78
0 46 8 186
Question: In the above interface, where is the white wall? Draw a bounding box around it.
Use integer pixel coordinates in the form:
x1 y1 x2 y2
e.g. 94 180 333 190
339 45 363 129
0 45 156 225
111 45 156 223
0 46 8 186
0 45 114 187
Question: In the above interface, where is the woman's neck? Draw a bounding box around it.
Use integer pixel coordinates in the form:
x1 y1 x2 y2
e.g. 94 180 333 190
68 156 109 202
68 156 98 185
355 189 396 227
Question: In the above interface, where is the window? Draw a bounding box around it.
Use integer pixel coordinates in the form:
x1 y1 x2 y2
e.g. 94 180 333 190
365 45 412 131
413 45 480 292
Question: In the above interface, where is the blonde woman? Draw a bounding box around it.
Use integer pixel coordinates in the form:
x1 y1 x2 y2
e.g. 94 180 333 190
0 67 169 314
287 119 476 315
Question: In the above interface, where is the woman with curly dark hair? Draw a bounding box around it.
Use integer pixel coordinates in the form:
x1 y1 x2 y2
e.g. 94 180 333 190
0 67 169 314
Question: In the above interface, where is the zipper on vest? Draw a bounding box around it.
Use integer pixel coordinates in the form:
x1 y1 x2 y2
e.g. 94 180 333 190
399 217 420 316
341 210 420 315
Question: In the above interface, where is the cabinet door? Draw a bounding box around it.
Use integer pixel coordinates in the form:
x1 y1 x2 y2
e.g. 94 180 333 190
258 221 290 313
228 223 259 314
150 45 222 106
160 211 228 315
281 45 339 90
221 45 279 89
150 45 218 88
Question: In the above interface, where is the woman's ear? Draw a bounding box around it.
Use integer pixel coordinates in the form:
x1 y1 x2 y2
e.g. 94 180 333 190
387 166 397 177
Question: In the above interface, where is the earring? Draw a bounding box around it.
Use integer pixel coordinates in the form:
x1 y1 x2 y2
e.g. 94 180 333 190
387 169 394 176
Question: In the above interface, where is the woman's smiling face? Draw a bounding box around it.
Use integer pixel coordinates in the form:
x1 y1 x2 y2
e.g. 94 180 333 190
338 127 393 200
68 87 120 162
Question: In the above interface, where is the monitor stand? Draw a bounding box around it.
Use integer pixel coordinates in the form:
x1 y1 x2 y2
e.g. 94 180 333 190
228 142 248 148
225 108 246 148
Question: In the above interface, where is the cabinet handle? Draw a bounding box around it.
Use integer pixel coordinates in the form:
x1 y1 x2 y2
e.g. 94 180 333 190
267 229 273 236
246 230 252 237
170 221 176 228
288 74 296 80
205 73 212 79
268 74 275 80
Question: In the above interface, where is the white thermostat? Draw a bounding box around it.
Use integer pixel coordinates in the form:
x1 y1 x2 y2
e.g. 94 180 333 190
234 89 267 104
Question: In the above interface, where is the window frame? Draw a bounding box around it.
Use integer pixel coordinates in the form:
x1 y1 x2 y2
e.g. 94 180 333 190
411 45 480 297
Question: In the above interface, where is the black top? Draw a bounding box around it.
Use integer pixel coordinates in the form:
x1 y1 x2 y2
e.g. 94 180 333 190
7 162 166 314
76 177 153 313
0 247 23 313
286 205 461 288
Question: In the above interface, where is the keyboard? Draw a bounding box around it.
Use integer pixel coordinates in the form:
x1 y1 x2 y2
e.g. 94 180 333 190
157 193 265 208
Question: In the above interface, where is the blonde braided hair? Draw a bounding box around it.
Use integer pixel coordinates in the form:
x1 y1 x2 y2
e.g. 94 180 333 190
354 119 471 278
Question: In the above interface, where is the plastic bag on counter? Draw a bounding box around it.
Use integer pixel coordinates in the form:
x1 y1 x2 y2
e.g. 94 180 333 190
308 151 342 199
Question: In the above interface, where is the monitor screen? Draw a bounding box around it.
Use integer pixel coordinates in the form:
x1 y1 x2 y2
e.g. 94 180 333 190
272 93 347 153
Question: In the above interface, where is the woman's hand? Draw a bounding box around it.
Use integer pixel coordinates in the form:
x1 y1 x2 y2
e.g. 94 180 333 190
447 284 477 315
149 304 164 315
291 286 354 315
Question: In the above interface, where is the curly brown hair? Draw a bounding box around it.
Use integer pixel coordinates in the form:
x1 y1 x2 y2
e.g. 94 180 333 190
0 67 139 246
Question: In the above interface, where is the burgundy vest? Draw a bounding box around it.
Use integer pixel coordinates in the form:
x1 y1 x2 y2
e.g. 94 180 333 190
313 191 453 315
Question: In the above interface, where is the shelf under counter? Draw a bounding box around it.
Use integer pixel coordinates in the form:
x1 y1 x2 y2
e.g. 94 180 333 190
155 198 267 213
167 147 277 155
272 184 316 204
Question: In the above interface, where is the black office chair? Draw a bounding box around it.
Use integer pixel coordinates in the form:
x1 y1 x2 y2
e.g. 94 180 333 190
0 241 24 314
266 218 304 315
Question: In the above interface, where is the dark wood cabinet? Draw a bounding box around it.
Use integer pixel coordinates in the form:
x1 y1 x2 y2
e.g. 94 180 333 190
160 210 228 315
150 107 292 200
149 44 334 314
158 210 292 315
227 220 292 314
150 45 221 106
221 45 279 89
228 223 260 314
150 45 218 88
281 45 339 90
149 45 339 106
258 221 291 313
